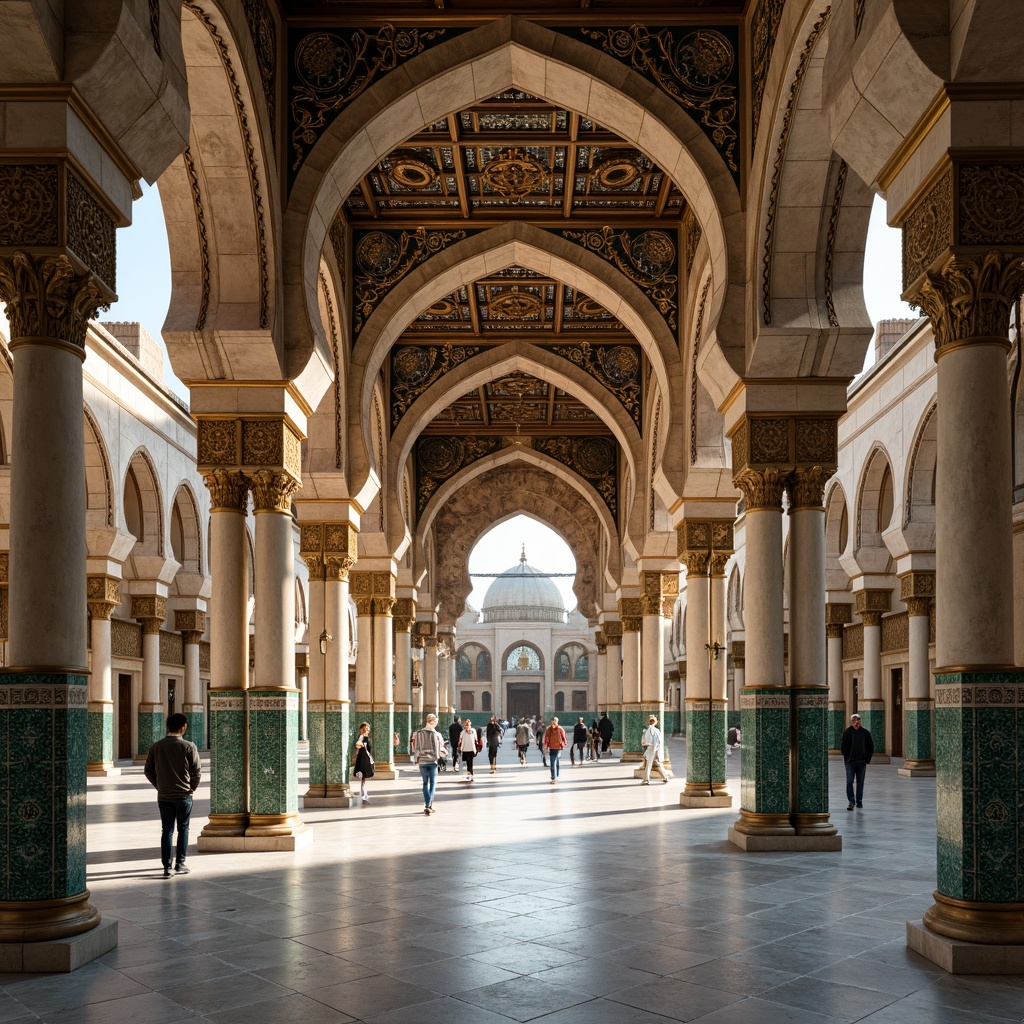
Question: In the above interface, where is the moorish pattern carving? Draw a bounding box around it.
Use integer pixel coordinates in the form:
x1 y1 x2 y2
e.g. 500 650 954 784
958 163 1024 246
160 630 185 666
390 343 481 430
561 226 678 331
761 7 831 326
689 275 712 465
842 621 863 659
902 168 952 291
684 210 703 275
242 0 277 141
545 342 642 430
318 272 343 469
185 2 270 329
354 227 468 336
182 146 211 331
733 467 784 510
197 418 302 479
0 165 58 247
66 171 116 293
289 25 464 183
533 436 618 518
824 158 848 327
415 435 502 513
250 469 300 513
730 414 838 475
569 25 741 181
111 618 143 660
881 612 909 653
202 468 248 511
750 0 786 146
677 518 734 570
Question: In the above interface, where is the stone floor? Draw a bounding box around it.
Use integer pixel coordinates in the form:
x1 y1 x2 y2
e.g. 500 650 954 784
2 737 1023 1024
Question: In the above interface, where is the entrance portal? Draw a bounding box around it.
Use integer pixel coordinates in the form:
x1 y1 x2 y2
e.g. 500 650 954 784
507 683 540 720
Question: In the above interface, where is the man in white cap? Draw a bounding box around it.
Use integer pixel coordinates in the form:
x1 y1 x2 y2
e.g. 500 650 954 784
840 713 874 810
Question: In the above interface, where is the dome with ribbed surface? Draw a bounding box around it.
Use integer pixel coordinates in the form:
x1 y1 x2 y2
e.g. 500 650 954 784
481 548 567 624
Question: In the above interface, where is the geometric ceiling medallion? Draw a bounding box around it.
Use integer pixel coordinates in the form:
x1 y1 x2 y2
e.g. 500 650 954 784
480 148 547 204
387 152 438 190
490 288 541 320
594 154 643 190
574 296 609 318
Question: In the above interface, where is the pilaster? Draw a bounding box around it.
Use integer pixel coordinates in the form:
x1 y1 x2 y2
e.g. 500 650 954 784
900 572 936 777
825 603 852 752
393 598 415 763
86 576 119 776
132 595 166 762
618 597 643 761
855 588 891 755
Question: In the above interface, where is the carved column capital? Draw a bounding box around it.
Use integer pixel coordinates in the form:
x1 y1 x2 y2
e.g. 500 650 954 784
300 522 358 581
825 623 845 640
175 609 206 636
181 630 204 646
619 597 642 633
734 467 784 510
729 639 745 667
640 570 678 618
393 598 416 633
86 575 120 619
603 620 623 646
682 551 709 576
786 466 831 510
676 519 734 578
250 469 299 513
203 469 248 512
302 554 324 579
325 555 356 582
860 611 882 628
905 597 933 618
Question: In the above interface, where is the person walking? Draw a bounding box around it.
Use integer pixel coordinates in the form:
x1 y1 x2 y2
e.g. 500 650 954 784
143 713 201 877
459 718 479 781
352 721 374 803
515 718 532 764
588 720 601 761
486 714 503 773
597 711 614 758
544 717 567 784
840 713 874 809
571 717 588 765
448 716 462 774
641 715 672 784
412 712 445 814
536 717 548 767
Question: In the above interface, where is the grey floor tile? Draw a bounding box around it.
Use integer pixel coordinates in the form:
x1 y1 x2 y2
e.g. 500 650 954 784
306 973 437 1017
605 976 744 1021
252 954 379 992
37 990 193 1024
203 992 356 1023
389 956 520 995
469 941 583 975
528 959 658 997
456 976 592 1022
154 972 290 1015
670 958 800 996
758 977 898 1021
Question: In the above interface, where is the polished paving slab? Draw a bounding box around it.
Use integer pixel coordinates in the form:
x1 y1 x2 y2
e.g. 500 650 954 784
2 737 1023 1023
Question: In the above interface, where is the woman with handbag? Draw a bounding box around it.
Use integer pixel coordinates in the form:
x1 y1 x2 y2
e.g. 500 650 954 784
353 721 374 803
458 718 478 782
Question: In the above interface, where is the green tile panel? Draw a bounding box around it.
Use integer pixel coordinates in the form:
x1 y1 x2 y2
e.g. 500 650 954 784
794 690 829 814
87 708 113 765
207 692 245 817
739 689 790 816
904 704 934 762
308 704 350 786
248 690 299 816
685 702 727 787
137 710 164 758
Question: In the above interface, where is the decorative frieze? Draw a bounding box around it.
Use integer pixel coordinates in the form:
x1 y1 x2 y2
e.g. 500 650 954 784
843 622 863 659
111 618 143 659
730 415 838 478
545 342 643 431
197 418 303 480
533 436 618 519
881 612 909 653
391 344 481 429
160 630 185 666
902 168 953 291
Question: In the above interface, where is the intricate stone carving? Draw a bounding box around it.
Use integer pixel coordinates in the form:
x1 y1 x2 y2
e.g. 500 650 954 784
391 344 481 429
913 251 1024 353
762 6 831 325
824 159 848 327
66 172 116 292
900 570 936 601
620 595 643 633
730 639 745 666
750 0 786 146
241 0 277 141
0 165 58 247
902 168 953 291
677 519 734 571
750 418 789 463
111 618 143 659
562 226 678 331
684 210 703 275
640 571 678 618
958 163 1024 246
855 589 891 619
731 415 837 476
182 146 211 332
199 641 211 670
202 469 248 511
843 622 863 658
604 620 623 645
825 623 844 640
302 553 323 578
160 629 184 665
905 596 932 618
575 25 740 180
786 466 831 509
324 555 355 582
546 342 642 431
683 551 709 576
174 609 206 635
0 253 107 349
0 553 8 585
649 396 661 531
825 602 853 626
881 612 909 652
533 436 618 519
734 467 784 510
416 435 502 513
132 596 166 635
393 598 416 632
87 575 120 618
690 275 712 464
249 470 300 513
242 420 284 467
480 149 548 204
794 418 838 464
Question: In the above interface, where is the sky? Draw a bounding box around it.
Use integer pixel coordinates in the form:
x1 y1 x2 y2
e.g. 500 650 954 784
27 184 916 612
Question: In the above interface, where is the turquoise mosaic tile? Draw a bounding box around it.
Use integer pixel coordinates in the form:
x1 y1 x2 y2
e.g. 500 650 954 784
739 690 790 816
727 710 741 730
395 705 412 760
249 691 299 816
905 705 933 762
207 692 245 817
827 706 846 750
182 711 204 750
795 696 828 814
369 707 395 765
685 706 726 786
621 710 646 757
607 710 623 747
137 710 164 758
308 706 350 786
860 708 886 754
0 673 88 903
87 708 113 764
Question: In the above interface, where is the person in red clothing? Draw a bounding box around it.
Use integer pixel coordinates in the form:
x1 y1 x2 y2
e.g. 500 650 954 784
543 717 568 784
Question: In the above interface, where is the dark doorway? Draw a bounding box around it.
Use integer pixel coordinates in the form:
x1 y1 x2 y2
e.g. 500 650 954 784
890 667 904 756
507 682 540 720
117 674 132 758
167 678 176 719
851 676 859 716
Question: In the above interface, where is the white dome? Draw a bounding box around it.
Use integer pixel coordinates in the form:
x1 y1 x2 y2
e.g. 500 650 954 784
481 549 567 624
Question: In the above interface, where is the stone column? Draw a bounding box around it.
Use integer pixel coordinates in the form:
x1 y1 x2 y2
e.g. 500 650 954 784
422 633 438 716
0 191 116 945
351 571 397 778
619 598 642 761
899 572 935 777
393 599 415 762
301 553 326 799
247 470 305 844
296 654 308 742
594 631 607 721
132 596 166 762
825 604 851 752
175 610 205 748
903 228 1024 952
855 589 890 755
729 641 745 729
86 577 120 776
411 636 425 717
603 620 623 744
637 571 677 775
438 629 455 717
787 469 836 838
198 470 250 841
730 468 793 840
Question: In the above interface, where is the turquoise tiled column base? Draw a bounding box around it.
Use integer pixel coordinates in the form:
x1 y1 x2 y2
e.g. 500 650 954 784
620 706 646 759
0 673 88 902
739 689 791 816
934 672 1024 904
394 704 412 761
308 703 350 786
859 705 886 754
684 702 727 789
87 706 113 766
369 707 395 767
137 709 164 758
794 690 829 817
827 704 846 751
905 702 934 763
607 710 623 748
664 710 681 736
182 711 204 750
727 710 741 730
207 691 246 819
248 690 299 818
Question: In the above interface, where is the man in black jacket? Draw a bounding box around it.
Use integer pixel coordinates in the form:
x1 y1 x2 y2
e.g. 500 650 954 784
571 717 588 765
597 711 614 758
448 716 462 773
840 713 874 810
144 713 201 877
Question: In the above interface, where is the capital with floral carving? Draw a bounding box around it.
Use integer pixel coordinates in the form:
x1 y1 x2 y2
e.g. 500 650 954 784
250 469 300 513
734 467 784 510
786 466 832 510
86 575 120 619
325 554 356 582
729 639 744 667
203 469 248 512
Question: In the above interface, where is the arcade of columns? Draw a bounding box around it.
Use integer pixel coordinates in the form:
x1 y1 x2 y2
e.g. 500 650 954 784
0 0 1023 979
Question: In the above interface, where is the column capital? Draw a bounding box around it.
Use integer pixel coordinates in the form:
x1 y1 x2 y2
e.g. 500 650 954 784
619 597 642 632
132 595 166 634
640 570 679 618
351 570 396 617
86 575 120 619
825 623 845 640
603 620 623 645
900 570 936 601
905 597 933 618
393 598 416 632
203 468 248 512
786 466 832 511
300 522 358 581
196 416 303 481
729 639 745 666
250 469 300 514
825 602 853 626
855 589 891 621
174 609 206 636
734 467 785 511
730 414 839 478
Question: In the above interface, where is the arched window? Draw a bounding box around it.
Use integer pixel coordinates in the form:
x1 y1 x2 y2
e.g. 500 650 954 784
557 652 571 679
506 644 541 671
878 464 894 532
555 643 588 681
456 653 472 681
555 691 565 711
476 650 491 679
574 655 589 680
482 691 492 712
